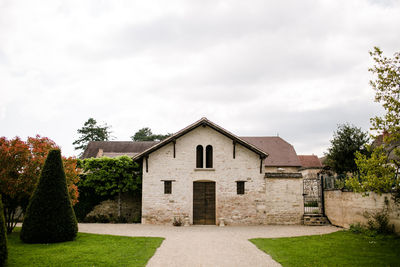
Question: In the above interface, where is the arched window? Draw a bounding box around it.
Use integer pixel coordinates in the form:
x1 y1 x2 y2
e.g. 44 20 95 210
196 145 203 168
206 145 213 168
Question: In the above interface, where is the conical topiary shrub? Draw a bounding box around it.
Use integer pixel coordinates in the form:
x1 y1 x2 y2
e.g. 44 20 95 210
0 196 7 266
20 149 78 243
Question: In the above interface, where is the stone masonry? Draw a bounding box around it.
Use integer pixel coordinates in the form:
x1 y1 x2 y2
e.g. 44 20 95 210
141 125 303 225
325 190 400 233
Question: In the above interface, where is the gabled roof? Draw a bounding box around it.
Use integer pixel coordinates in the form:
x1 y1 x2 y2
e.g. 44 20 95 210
298 155 322 169
81 141 159 159
131 117 268 161
80 119 307 167
241 137 301 167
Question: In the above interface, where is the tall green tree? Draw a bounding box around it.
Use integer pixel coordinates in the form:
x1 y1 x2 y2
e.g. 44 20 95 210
131 127 171 141
73 118 112 155
347 47 400 199
20 149 78 244
325 123 369 175
78 156 141 218
369 47 400 145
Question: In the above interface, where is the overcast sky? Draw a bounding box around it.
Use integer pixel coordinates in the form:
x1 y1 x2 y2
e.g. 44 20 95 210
1 0 399 158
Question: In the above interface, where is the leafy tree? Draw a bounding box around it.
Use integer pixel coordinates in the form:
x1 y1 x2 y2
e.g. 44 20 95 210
325 123 369 175
347 146 396 194
347 47 400 199
369 47 400 178
78 156 141 218
369 47 400 145
0 136 30 234
20 149 78 244
131 127 171 141
73 118 112 155
0 136 79 234
0 196 7 266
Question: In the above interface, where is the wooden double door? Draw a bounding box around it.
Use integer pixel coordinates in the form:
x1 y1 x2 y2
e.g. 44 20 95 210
193 182 216 225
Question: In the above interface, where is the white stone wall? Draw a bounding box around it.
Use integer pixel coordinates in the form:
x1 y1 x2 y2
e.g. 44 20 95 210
325 190 400 233
264 178 304 224
141 126 303 225
300 168 321 179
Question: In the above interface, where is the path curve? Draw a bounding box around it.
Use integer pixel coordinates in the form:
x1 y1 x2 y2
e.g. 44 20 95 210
78 224 340 267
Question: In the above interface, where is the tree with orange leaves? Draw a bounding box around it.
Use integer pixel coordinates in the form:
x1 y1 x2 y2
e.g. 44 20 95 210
0 135 79 233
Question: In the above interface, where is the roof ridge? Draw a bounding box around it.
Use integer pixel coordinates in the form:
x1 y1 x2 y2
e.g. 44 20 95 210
132 118 268 161
240 136 283 138
88 140 159 143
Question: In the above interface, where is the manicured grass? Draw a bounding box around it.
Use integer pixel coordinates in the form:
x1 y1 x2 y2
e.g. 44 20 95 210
7 228 164 266
250 231 400 267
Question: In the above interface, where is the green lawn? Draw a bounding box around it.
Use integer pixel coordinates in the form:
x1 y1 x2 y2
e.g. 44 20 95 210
250 231 400 267
7 229 164 267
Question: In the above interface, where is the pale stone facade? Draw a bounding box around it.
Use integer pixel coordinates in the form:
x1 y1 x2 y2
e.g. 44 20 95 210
299 168 321 179
264 178 303 224
325 190 400 233
141 124 303 225
82 118 309 225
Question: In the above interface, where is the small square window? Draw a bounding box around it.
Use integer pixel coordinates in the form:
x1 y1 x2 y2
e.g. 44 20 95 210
237 181 245 195
164 181 172 194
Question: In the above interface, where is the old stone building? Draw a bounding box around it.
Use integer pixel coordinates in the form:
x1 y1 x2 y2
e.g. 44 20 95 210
298 155 324 179
82 117 323 225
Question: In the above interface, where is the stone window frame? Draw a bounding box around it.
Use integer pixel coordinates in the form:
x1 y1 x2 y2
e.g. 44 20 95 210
206 145 213 168
196 145 204 168
195 144 214 169
236 181 246 195
162 180 175 194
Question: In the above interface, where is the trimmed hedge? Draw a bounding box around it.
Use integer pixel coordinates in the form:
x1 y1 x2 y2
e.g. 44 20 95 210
20 149 78 243
0 196 7 266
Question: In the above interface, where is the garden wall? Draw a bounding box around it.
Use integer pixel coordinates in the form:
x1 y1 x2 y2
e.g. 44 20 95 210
324 190 400 234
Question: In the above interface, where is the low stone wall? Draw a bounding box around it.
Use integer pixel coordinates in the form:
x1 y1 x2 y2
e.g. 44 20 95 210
264 178 303 224
324 190 400 233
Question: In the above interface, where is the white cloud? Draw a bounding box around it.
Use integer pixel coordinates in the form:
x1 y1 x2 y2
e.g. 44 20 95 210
0 0 399 157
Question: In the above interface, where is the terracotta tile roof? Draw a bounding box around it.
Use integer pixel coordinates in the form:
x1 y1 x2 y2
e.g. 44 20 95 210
298 155 322 168
240 137 301 167
81 119 303 168
81 141 158 159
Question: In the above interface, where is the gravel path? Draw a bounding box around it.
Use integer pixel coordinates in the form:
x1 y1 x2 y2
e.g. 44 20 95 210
78 224 340 267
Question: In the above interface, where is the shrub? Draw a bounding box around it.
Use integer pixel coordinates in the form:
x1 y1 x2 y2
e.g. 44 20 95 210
173 217 183 226
73 183 108 222
349 210 394 236
304 201 318 207
20 149 78 243
83 214 129 223
349 223 364 234
365 210 394 235
0 196 8 266
84 215 110 223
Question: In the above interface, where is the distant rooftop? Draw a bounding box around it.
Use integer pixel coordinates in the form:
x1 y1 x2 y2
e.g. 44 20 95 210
241 136 301 167
298 155 322 169
81 141 158 159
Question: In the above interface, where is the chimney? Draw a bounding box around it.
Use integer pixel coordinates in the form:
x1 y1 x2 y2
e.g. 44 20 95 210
96 149 104 158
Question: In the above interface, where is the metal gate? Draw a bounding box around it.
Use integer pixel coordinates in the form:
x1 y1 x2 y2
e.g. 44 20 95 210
303 177 323 215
